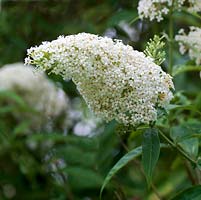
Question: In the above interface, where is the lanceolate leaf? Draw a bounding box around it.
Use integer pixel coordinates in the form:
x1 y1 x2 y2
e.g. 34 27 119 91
100 146 142 198
171 185 201 200
167 104 201 116
100 142 168 198
142 128 160 187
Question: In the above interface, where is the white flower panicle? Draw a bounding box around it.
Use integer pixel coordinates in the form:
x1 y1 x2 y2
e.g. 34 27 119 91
0 63 69 130
138 0 200 22
25 33 174 126
138 0 168 22
188 0 201 12
138 0 183 22
175 27 201 65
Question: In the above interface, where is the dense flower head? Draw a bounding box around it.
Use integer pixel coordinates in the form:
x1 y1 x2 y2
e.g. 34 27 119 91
0 63 69 131
25 33 174 127
175 27 201 65
138 0 184 22
138 0 200 22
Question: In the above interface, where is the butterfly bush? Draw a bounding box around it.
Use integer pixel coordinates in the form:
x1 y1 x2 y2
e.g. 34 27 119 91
0 63 69 131
175 27 201 65
138 0 200 22
25 33 174 127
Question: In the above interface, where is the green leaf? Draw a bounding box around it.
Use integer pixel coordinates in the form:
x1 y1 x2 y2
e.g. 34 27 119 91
142 128 160 187
64 167 103 189
55 145 96 168
171 186 201 200
172 65 201 76
97 121 118 171
107 10 136 27
0 105 15 114
167 104 201 116
144 35 166 65
27 133 98 151
170 123 199 158
100 146 142 198
13 120 31 135
0 90 27 108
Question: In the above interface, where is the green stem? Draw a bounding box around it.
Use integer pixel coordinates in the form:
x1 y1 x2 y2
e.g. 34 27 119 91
159 130 197 165
195 168 201 184
184 160 197 185
168 1 174 75
129 16 139 25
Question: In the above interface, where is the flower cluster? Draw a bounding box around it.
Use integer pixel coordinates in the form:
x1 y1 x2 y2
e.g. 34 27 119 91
188 0 201 12
138 0 184 22
0 63 69 131
175 27 201 65
25 33 174 126
138 0 200 22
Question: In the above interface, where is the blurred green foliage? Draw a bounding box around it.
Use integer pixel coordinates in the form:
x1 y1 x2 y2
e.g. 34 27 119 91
0 0 139 66
0 0 201 200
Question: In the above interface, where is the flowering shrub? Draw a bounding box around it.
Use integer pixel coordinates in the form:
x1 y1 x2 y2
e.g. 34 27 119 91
0 0 201 199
